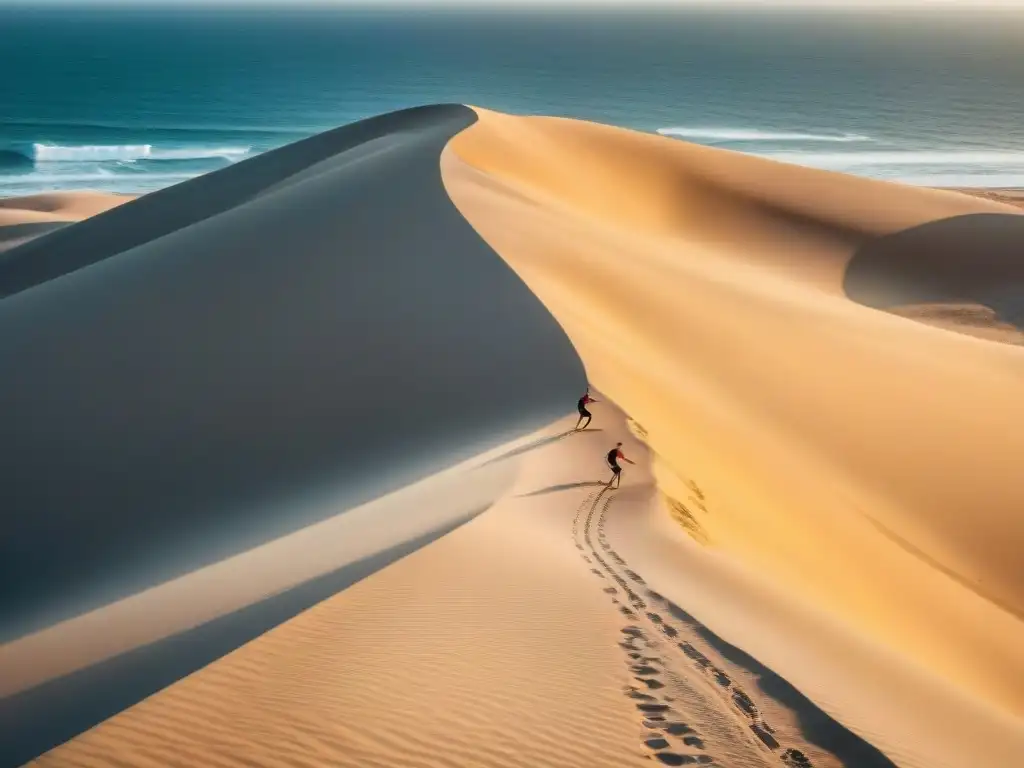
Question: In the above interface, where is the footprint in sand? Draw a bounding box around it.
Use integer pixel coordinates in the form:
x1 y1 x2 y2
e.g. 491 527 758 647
782 748 813 766
663 723 694 736
631 664 659 675
732 690 759 718
627 689 658 701
637 677 666 690
591 488 821 768
653 754 714 766
590 495 721 767
750 723 780 749
636 702 672 714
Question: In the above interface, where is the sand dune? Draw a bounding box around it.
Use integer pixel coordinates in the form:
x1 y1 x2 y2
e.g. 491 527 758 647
6 105 1024 768
0 105 583 762
28 403 895 768
443 108 1024 765
0 191 132 252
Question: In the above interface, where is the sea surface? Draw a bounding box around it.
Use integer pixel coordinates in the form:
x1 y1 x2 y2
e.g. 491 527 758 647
2 5 1024 196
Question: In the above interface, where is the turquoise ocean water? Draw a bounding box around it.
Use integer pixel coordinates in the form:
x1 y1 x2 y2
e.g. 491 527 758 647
2 5 1024 196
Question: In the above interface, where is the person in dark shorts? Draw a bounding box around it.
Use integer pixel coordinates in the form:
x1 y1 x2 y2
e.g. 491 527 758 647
606 442 634 489
575 390 598 431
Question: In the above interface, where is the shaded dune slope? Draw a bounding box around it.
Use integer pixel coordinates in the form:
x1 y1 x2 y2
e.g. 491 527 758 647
443 109 1024 763
846 213 1024 342
0 104 583 637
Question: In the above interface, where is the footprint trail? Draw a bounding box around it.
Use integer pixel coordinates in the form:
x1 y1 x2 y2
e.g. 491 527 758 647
573 489 816 768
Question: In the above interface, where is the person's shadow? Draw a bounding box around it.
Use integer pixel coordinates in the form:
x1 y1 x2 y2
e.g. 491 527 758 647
844 212 1024 332
518 481 606 498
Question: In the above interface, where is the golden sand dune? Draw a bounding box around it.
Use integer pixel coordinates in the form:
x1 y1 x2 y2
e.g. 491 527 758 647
7 107 1024 768
30 407 896 768
442 108 1024 765
0 191 132 251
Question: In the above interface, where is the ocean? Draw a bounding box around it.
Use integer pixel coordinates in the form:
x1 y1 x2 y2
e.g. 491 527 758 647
2 5 1024 197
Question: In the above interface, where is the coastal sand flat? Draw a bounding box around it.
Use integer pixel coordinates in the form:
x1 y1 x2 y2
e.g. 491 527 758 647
443 108 1024 766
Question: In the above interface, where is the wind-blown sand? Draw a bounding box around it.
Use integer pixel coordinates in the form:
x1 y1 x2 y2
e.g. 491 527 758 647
4 106 1024 768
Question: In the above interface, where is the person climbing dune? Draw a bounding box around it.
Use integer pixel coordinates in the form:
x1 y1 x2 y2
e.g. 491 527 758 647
576 389 598 431
606 442 634 489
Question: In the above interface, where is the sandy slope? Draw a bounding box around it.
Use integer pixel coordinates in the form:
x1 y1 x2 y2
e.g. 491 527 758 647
0 191 132 251
443 108 1024 766
31 403 889 768
8 106 1024 768
27 415 648 768
0 105 581 638
0 105 583 764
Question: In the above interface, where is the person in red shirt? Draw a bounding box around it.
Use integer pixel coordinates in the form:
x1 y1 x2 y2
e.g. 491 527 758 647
575 390 598 431
606 442 634 489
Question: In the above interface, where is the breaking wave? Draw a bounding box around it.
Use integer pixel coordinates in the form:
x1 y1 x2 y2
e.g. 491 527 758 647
30 144 251 162
657 127 872 143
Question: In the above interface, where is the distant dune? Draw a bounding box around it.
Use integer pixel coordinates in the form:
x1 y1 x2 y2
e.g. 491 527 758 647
4 106 1024 768
0 192 133 252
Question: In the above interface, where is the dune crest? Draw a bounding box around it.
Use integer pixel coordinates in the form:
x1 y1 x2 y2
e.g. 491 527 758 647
443 108 1024 764
0 106 586 763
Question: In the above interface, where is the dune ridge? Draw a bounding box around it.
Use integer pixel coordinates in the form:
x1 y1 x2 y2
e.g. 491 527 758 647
0 105 585 763
443 108 1024 765
5 105 1024 768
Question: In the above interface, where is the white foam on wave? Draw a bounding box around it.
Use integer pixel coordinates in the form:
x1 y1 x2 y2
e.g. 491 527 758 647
760 150 1024 168
0 171 196 185
657 127 872 143
32 144 251 162
898 174 1024 189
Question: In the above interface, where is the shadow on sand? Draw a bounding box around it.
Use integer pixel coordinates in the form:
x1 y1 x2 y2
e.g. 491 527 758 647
844 212 1024 333
479 428 603 467
0 512 481 768
0 221 69 252
651 593 897 767
518 480 607 497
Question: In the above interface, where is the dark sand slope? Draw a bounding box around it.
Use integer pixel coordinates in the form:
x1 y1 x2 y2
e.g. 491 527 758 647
845 212 1024 344
0 222 70 253
0 105 583 761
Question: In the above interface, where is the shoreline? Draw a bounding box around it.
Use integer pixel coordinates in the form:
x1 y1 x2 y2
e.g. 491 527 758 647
3 184 1023 206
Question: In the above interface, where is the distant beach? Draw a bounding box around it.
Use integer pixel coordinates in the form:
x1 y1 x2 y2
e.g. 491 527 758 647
3 6 1024 196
